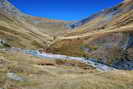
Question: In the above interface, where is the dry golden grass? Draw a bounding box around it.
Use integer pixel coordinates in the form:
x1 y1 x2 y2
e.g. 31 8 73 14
0 13 54 49
0 51 133 89
0 0 133 88
48 24 133 65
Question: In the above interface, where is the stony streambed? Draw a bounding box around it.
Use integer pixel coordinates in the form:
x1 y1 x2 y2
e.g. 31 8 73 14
24 50 116 72
0 48 116 72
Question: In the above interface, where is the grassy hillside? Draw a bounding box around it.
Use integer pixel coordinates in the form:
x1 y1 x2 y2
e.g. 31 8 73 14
0 0 71 49
0 50 133 89
65 0 133 36
0 0 133 89
48 0 133 65
0 12 53 49
25 16 71 35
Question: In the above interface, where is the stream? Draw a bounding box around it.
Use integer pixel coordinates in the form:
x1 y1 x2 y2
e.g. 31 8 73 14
24 49 116 72
1 48 116 72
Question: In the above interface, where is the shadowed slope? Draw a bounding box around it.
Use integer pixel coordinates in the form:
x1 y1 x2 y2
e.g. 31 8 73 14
47 0 133 67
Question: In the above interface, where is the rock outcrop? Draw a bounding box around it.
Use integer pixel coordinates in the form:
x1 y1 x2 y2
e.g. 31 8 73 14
124 33 133 49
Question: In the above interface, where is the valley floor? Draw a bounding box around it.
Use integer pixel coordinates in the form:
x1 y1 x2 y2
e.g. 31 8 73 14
0 50 133 89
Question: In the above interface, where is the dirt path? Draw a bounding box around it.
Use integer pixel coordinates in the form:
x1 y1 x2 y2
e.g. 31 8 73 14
49 26 133 46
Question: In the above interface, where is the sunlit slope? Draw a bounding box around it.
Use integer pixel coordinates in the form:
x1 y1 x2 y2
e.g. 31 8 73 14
1 51 133 89
0 0 70 49
0 12 53 49
66 0 133 36
26 16 71 35
48 0 133 64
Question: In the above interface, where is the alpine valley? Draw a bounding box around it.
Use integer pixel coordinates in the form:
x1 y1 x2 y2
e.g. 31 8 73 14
0 0 133 89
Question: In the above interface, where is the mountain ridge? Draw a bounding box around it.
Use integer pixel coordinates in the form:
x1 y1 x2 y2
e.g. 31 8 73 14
0 0 72 49
46 0 133 68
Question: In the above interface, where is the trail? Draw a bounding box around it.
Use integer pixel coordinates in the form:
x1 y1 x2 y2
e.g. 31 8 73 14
49 26 133 46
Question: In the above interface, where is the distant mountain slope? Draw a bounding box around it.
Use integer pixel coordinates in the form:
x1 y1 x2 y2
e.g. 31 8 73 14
0 0 51 49
0 0 70 49
26 16 71 35
0 0 70 34
68 0 133 31
48 0 133 67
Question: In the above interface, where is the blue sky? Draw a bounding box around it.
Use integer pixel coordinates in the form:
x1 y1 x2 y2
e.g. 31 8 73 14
9 0 123 21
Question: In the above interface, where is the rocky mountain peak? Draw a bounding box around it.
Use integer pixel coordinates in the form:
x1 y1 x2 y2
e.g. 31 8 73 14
0 0 24 19
0 0 17 12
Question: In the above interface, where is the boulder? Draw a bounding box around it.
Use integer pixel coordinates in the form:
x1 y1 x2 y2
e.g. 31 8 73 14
7 73 24 81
